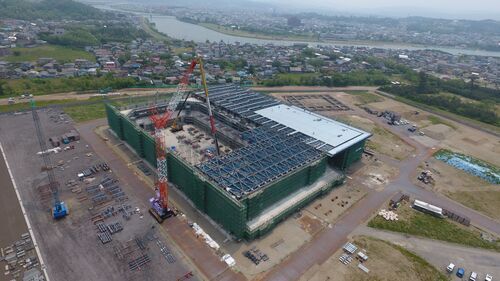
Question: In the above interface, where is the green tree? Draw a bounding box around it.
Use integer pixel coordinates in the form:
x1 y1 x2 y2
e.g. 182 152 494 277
0 80 5 96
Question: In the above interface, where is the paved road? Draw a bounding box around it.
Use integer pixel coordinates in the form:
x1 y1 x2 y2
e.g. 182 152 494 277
264 104 500 280
354 226 500 281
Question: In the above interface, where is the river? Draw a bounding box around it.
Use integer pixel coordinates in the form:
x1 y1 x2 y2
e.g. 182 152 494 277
95 5 500 57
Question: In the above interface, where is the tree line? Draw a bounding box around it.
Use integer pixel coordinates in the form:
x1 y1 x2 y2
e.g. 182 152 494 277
0 0 109 21
380 72 499 126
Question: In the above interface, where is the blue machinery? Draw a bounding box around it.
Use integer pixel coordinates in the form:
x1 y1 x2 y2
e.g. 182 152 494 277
31 101 68 219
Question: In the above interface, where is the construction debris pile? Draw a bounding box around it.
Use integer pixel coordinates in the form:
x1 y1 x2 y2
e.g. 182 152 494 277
191 222 220 250
378 209 399 221
417 170 434 184
0 233 42 280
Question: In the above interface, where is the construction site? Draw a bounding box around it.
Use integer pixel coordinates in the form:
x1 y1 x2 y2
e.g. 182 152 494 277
106 83 371 240
3 57 499 281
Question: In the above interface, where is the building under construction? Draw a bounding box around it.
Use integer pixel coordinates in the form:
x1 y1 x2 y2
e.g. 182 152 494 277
105 84 371 240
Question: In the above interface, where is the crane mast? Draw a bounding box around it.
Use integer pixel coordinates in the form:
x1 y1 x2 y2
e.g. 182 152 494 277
148 57 220 222
31 100 68 219
148 60 197 222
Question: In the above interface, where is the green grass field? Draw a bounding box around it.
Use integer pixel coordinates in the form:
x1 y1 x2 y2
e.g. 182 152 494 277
199 23 316 41
354 236 448 281
4 45 95 63
387 94 500 135
0 99 78 112
0 92 174 123
345 90 384 105
275 73 320 83
427 115 457 129
368 204 500 251
4 76 136 96
63 102 106 122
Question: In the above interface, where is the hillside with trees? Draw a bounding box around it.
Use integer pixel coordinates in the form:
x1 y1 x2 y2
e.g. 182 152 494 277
0 0 110 20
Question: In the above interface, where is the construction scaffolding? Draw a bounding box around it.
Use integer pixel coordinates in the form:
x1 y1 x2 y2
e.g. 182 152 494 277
197 125 322 199
105 83 370 239
196 84 279 118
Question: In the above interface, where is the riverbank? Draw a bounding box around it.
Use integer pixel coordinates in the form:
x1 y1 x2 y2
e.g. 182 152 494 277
197 22 428 49
198 22 317 41
92 3 500 57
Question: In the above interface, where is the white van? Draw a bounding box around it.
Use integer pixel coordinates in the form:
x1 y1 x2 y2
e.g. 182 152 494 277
470 272 478 281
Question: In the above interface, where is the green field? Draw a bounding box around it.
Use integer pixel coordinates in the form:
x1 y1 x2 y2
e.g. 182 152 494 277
199 23 316 41
345 90 384 105
1 92 173 124
427 115 457 129
275 73 320 83
63 102 106 122
0 99 79 112
385 94 500 135
4 45 95 63
3 76 136 96
368 204 500 251
353 236 448 281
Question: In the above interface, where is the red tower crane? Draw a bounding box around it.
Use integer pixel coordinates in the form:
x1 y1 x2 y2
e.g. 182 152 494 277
148 60 198 223
148 57 220 223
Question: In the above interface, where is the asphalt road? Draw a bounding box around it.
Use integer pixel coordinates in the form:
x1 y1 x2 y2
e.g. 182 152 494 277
354 226 500 281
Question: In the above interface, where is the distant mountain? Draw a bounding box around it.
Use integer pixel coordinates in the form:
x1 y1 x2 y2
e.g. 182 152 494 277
83 0 275 11
0 0 108 20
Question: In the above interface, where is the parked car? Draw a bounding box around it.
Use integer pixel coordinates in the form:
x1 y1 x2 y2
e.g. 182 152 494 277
470 271 478 281
447 263 456 273
457 268 465 278
485 274 493 281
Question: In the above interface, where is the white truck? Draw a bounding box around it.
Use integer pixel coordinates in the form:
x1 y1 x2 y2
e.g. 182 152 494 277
485 274 493 281
470 271 478 281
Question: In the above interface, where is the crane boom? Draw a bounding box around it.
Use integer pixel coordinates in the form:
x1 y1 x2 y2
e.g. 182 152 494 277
198 57 220 156
31 100 67 219
148 57 221 222
148 60 198 222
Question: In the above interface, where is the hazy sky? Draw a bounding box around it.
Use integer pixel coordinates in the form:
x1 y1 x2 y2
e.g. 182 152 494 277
260 0 500 20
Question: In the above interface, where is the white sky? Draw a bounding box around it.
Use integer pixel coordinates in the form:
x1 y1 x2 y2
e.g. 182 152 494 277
260 0 500 19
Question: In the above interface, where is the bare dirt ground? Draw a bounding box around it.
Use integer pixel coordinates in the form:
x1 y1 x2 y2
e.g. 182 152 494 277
338 114 415 160
417 158 500 221
272 92 415 161
224 175 369 280
366 98 500 166
265 89 500 281
300 235 442 281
